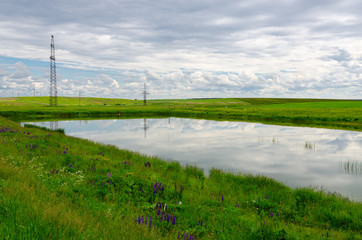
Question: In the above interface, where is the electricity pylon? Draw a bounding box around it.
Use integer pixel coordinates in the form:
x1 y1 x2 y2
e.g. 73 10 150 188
49 35 58 106
142 82 149 106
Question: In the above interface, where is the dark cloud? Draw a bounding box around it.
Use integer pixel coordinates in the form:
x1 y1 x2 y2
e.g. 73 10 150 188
327 48 352 62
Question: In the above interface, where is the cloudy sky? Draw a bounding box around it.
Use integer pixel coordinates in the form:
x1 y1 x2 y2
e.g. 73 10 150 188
0 0 361 99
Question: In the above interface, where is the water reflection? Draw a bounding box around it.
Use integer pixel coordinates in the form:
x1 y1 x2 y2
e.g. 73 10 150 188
24 118 362 201
49 121 58 130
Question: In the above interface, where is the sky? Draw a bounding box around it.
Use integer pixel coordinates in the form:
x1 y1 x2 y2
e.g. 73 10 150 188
0 0 361 99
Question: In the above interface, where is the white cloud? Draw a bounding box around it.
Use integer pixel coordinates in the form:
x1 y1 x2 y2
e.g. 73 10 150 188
0 0 361 98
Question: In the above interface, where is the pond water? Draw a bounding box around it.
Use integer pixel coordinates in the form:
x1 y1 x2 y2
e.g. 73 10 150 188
24 118 362 201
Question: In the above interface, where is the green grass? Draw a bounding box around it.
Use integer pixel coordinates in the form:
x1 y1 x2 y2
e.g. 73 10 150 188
0 97 361 131
0 116 361 239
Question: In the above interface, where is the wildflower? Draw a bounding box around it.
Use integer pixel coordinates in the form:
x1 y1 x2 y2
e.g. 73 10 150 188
270 212 274 218
149 216 153 228
107 172 112 178
172 216 175 225
180 185 184 193
69 164 73 168
222 195 224 202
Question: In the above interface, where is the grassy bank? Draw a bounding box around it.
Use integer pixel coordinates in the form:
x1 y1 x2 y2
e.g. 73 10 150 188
0 116 361 239
0 97 361 131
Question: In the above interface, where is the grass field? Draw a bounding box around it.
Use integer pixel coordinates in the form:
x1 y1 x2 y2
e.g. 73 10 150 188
0 116 361 239
0 97 361 131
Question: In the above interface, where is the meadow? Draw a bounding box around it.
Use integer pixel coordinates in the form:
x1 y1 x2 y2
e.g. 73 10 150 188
0 116 361 239
0 97 361 239
0 97 361 131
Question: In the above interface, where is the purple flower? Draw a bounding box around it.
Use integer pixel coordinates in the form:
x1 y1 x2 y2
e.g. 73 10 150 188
222 195 224 202
107 172 112 178
172 216 175 225
149 216 153 227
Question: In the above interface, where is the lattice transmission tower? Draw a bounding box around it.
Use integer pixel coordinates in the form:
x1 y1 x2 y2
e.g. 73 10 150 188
49 35 58 106
142 82 149 106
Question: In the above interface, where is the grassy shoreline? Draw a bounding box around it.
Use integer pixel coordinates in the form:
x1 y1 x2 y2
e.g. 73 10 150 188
0 114 361 239
0 97 361 131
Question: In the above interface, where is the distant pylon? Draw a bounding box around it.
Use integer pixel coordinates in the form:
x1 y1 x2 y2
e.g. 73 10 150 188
142 82 149 106
49 35 58 106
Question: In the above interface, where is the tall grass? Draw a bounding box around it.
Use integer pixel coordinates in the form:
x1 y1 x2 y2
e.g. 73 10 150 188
0 116 361 239
341 160 362 176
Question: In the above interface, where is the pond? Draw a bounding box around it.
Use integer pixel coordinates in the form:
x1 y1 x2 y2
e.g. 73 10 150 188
24 118 362 201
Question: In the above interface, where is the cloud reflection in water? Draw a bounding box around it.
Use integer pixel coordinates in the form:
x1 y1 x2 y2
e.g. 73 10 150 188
28 118 362 201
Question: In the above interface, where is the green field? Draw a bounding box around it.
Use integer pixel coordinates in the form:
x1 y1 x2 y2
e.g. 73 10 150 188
0 97 361 131
0 97 361 239
0 116 361 239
